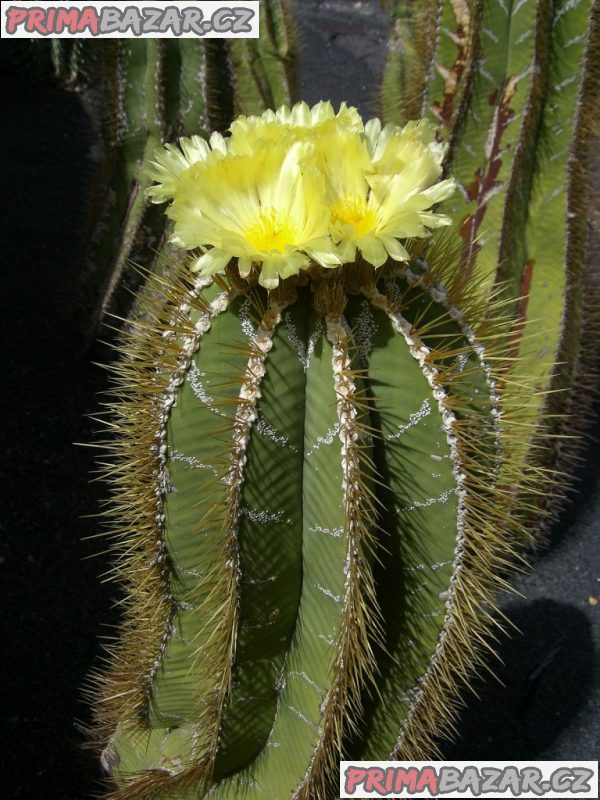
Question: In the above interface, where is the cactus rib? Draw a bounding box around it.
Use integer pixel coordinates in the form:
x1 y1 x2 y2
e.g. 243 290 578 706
381 0 442 125
539 0 600 521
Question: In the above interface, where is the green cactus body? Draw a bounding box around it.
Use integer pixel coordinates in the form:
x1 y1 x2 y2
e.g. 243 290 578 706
533 0 600 519
94 241 529 798
380 0 441 125
381 0 599 517
489 0 595 472
229 0 297 115
433 0 544 292
175 41 211 138
384 0 551 290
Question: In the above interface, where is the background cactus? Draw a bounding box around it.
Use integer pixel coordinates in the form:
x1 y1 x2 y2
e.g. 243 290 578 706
10 5 297 347
6 39 92 89
81 23 295 346
382 0 600 529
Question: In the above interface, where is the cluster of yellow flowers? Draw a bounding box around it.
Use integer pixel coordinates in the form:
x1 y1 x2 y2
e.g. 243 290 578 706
147 101 455 289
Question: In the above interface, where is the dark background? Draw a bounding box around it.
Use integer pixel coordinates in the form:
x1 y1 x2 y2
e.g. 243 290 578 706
1 3 598 798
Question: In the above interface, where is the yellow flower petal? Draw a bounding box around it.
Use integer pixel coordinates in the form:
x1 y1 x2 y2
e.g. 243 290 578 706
190 248 232 275
358 235 388 267
336 239 358 264
380 236 410 262
229 101 363 157
146 135 214 203
238 256 253 278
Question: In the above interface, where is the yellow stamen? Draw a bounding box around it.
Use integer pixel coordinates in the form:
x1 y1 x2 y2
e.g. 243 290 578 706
244 208 297 253
330 196 376 238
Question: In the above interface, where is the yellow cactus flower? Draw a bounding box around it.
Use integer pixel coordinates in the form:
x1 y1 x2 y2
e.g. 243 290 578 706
145 101 455 286
228 100 363 155
364 117 448 177
319 128 455 266
146 131 228 204
167 140 340 289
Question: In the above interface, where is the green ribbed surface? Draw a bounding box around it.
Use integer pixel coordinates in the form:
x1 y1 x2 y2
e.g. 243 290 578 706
516 0 592 400
107 272 500 795
346 279 497 757
213 294 307 778
436 0 541 291
150 297 251 725
213 297 351 797
345 292 458 756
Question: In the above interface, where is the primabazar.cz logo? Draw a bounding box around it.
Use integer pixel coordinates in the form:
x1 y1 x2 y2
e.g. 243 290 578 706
340 761 599 799
1 0 259 38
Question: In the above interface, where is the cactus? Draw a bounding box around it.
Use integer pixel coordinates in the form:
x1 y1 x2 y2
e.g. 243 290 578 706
84 0 599 792
229 0 298 114
78 41 173 342
381 0 600 527
9 5 297 346
6 40 93 89
88 104 542 798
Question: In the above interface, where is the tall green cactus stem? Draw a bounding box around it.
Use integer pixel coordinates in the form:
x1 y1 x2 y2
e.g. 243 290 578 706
536 0 600 524
55 6 297 345
380 0 441 125
91 237 538 798
79 41 168 342
229 0 298 115
384 0 548 288
381 0 599 529
381 0 484 157
437 0 549 291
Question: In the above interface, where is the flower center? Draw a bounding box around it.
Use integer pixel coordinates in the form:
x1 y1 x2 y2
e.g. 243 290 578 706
244 208 296 253
329 196 376 238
